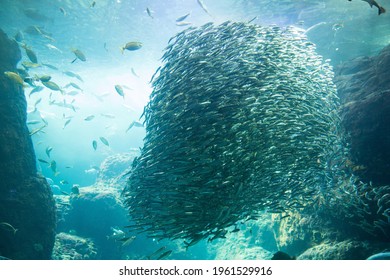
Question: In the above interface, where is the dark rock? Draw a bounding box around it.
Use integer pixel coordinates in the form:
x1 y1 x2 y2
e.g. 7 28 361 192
334 44 390 186
0 29 56 259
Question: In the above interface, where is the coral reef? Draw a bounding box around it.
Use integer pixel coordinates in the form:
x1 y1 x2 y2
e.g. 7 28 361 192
0 29 56 259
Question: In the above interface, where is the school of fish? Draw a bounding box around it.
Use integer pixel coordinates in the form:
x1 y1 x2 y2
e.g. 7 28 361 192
123 21 346 244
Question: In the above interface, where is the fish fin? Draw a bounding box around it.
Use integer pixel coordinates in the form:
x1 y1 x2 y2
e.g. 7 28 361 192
379 6 386 15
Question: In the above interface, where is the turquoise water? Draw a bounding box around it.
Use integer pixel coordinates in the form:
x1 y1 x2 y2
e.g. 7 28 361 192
1 0 389 260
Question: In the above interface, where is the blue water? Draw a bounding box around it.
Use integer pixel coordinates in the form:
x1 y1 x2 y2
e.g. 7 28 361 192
1 0 389 260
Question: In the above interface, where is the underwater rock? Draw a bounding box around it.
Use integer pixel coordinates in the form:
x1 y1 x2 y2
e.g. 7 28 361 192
95 150 139 189
57 187 127 236
0 29 56 259
124 22 345 243
52 232 97 260
297 240 387 260
334 45 390 186
55 186 128 259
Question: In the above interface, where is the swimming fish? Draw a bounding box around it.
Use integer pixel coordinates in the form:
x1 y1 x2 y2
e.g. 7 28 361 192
197 0 212 17
115 85 125 97
29 124 46 136
46 146 53 158
146 7 154 19
348 0 386 15
4 71 25 86
71 48 86 63
120 42 142 53
63 119 71 129
0 222 18 235
42 81 62 92
126 121 144 132
176 13 191 22
22 44 38 63
157 250 172 260
92 140 97 150
64 82 82 91
99 136 109 146
59 7 66 16
84 115 95 121
63 71 83 82
176 21 192 26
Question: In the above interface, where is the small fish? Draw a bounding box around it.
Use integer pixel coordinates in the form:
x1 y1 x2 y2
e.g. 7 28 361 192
65 90 80 96
176 12 191 22
104 42 109 52
99 136 109 146
131 67 139 78
46 146 53 158
64 82 82 91
63 119 71 129
92 140 97 150
63 71 83 82
71 48 86 63
38 75 51 82
115 85 125 97
29 124 46 136
0 222 18 235
146 7 154 18
197 0 212 17
84 115 95 121
90 1 96 8
59 7 66 16
348 0 386 15
22 44 38 63
46 44 62 53
42 63 58 70
126 121 144 132
147 246 167 260
100 113 115 119
27 120 41 125
121 236 136 247
21 61 41 69
33 98 42 109
157 250 172 260
49 160 57 173
29 86 44 97
60 180 69 185
120 42 142 53
38 158 49 164
42 81 62 92
176 21 192 26
4 71 25 86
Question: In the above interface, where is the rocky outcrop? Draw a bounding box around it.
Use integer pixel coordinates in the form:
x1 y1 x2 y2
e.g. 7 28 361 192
55 186 128 259
334 46 390 186
95 150 139 189
52 232 97 260
297 240 387 260
0 29 56 259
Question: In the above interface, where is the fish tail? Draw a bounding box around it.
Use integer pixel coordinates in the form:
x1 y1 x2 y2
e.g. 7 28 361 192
379 6 386 15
